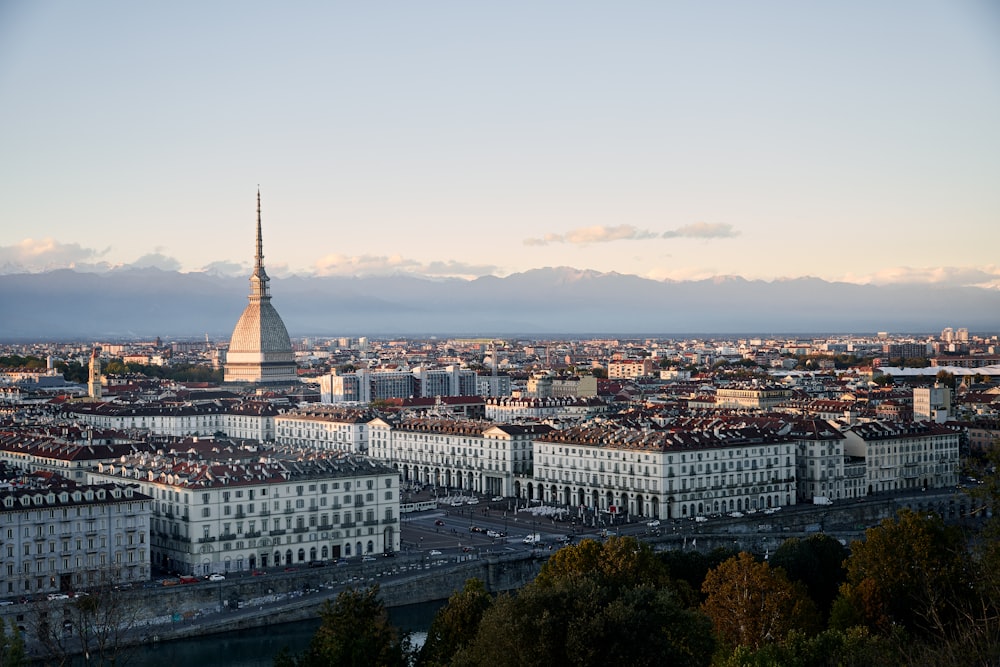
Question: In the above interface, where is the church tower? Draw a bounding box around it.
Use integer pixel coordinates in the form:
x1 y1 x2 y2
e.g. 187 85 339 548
223 190 298 385
87 346 102 400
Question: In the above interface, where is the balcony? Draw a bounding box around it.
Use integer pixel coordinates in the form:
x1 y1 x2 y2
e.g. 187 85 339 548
219 533 237 541
341 521 356 528
197 536 216 544
270 529 287 536
381 518 397 525
245 530 261 538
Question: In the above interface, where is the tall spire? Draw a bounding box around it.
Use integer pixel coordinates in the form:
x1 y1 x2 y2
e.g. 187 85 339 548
255 186 264 271
249 187 270 301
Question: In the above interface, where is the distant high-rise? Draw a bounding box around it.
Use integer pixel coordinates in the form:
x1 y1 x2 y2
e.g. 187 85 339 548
224 191 298 385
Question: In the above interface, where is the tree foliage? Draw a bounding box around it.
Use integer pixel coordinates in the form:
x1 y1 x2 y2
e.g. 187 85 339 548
769 534 848 619
535 536 671 591
714 627 904 667
0 619 26 667
417 579 493 667
701 552 820 650
277 586 409 667
834 509 974 637
454 577 714 667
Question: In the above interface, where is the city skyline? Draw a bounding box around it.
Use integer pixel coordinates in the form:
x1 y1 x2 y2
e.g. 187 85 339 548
1 2 999 289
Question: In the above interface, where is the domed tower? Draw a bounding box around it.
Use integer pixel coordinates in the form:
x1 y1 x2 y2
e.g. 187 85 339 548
224 190 298 385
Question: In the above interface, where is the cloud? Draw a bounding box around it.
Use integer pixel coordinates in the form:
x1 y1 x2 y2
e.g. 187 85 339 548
0 238 113 273
524 224 660 246
313 254 499 279
129 250 182 271
840 265 1000 289
661 222 740 239
199 260 248 277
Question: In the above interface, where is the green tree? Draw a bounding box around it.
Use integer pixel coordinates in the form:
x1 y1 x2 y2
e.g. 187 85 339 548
417 578 493 667
535 536 671 591
833 509 974 637
277 586 409 667
701 552 820 651
714 627 904 667
455 577 714 667
935 370 956 389
0 618 27 667
770 534 849 620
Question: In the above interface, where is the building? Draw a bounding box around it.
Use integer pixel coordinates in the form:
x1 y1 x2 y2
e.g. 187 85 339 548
485 396 611 422
913 384 951 422
0 482 152 597
275 406 377 453
607 359 655 380
843 421 960 493
89 448 400 575
715 384 793 411
787 419 847 502
87 347 102 400
319 366 480 404
531 422 798 521
223 191 298 385
367 417 553 498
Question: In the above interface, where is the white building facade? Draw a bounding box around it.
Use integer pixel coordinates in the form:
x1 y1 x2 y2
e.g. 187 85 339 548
89 451 400 575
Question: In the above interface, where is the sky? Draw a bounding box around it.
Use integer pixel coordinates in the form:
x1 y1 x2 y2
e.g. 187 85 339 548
1 1 999 287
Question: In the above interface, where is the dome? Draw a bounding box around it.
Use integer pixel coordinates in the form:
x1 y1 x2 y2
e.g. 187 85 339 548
223 191 299 385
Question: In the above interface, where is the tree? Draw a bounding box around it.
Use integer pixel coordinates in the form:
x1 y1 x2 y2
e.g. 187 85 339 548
417 578 493 667
0 619 26 667
714 627 904 667
770 534 849 620
701 552 820 650
455 577 714 667
277 585 409 667
833 508 974 637
535 536 672 592
935 370 956 389
30 571 143 667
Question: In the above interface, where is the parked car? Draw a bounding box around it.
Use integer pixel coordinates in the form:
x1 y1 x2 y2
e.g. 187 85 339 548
361 555 376 563
647 519 660 528
428 549 442 556
208 573 225 582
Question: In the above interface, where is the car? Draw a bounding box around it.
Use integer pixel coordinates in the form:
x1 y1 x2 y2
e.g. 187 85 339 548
382 551 396 557
0 600 13 607
469 525 485 533
307 560 327 568
434 519 445 526
491 496 504 502
361 555 376 563
208 573 225 582
251 570 266 576
335 559 349 567
450 500 463 507
428 549 442 556
647 519 660 528
46 593 70 601
466 498 479 505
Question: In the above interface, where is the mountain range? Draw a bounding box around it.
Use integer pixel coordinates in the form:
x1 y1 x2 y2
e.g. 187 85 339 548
1 267 997 340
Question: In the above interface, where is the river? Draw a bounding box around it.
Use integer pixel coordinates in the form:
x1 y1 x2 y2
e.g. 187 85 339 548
123 599 446 666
